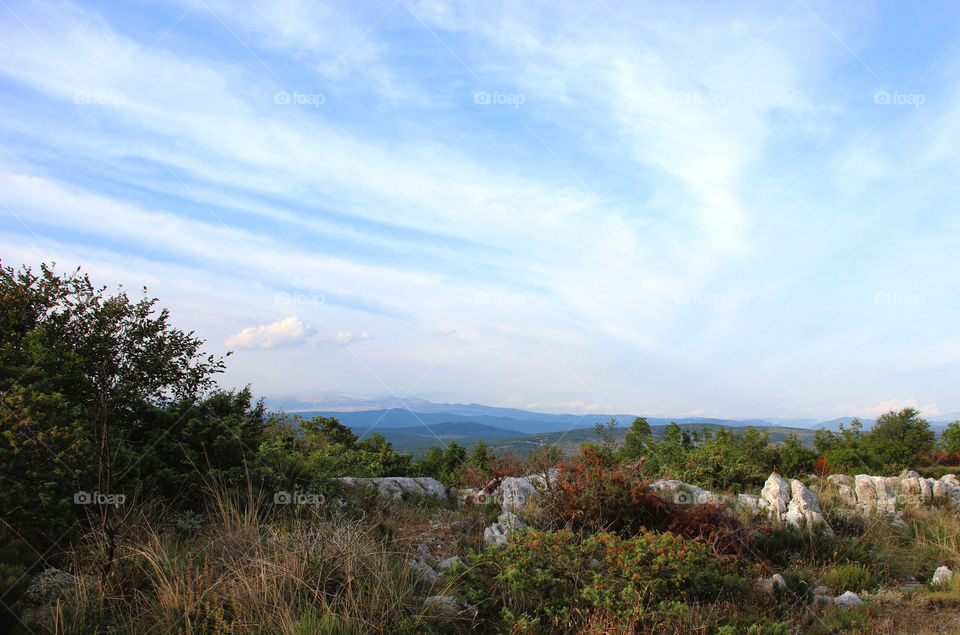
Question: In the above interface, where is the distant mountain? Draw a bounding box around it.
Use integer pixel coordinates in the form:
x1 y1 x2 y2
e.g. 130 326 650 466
266 395 947 441
357 422 523 455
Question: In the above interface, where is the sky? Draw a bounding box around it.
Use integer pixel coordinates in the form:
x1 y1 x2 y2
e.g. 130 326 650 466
1 0 958 420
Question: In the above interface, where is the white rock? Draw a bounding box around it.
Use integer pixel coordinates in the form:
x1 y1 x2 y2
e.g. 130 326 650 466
762 573 787 593
837 484 858 507
761 474 792 521
900 470 921 479
932 566 953 586
737 494 760 514
498 476 537 512
483 511 524 547
833 591 862 610
785 479 830 531
650 479 717 506
828 474 854 487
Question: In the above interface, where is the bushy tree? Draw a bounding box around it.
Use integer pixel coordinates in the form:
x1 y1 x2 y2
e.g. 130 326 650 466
940 421 960 457
861 408 935 470
618 417 652 461
1 263 226 545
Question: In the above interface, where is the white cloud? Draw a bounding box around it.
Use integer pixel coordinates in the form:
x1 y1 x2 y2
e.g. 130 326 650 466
225 316 311 349
854 400 940 419
331 331 373 346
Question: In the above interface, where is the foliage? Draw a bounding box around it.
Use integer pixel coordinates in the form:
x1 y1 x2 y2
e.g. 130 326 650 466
457 527 754 632
861 408 935 470
824 564 879 593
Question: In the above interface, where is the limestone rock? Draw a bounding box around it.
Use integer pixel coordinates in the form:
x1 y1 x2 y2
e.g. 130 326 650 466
483 511 524 547
932 566 953 586
785 478 830 531
828 474 854 487
407 558 439 583
833 591 862 610
761 474 792 521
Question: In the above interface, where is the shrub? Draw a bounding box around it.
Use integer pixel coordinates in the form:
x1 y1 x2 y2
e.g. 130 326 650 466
772 568 815 607
456 527 756 632
824 564 879 593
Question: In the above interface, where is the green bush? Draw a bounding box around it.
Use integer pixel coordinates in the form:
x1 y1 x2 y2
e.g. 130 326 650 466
456 527 755 632
824 564 878 593
773 568 815 607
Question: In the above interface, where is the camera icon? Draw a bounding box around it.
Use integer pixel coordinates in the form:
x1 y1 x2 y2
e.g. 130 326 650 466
474 91 491 105
74 491 92 504
274 490 292 505
673 492 693 506
873 90 891 105
274 292 291 304
873 291 891 304
274 91 291 105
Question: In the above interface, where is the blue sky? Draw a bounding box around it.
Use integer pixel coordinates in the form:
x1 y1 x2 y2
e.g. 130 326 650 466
1 0 958 419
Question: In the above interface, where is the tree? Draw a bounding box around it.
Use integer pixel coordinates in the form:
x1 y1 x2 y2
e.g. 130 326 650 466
861 408 935 470
940 421 960 455
1 262 227 549
619 417 652 461
468 440 495 471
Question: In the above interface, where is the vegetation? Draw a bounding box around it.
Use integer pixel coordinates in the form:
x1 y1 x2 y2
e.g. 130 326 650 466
2 262 959 633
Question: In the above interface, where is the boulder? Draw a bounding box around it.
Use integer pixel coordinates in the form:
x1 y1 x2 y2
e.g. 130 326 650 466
483 511 524 547
407 558 439 583
827 474 854 487
785 479 831 533
498 476 536 512
833 591 862 610
737 494 760 515
650 479 717 506
932 566 953 586
332 477 450 502
761 474 792 521
836 484 858 507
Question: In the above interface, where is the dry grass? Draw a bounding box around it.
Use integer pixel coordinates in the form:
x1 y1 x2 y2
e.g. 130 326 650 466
23 484 473 634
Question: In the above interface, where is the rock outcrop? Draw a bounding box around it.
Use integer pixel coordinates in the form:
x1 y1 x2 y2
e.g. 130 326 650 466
784 478 830 532
483 511 525 546
332 477 451 502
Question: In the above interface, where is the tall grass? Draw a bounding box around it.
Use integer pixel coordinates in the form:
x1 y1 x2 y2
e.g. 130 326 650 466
21 481 470 634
